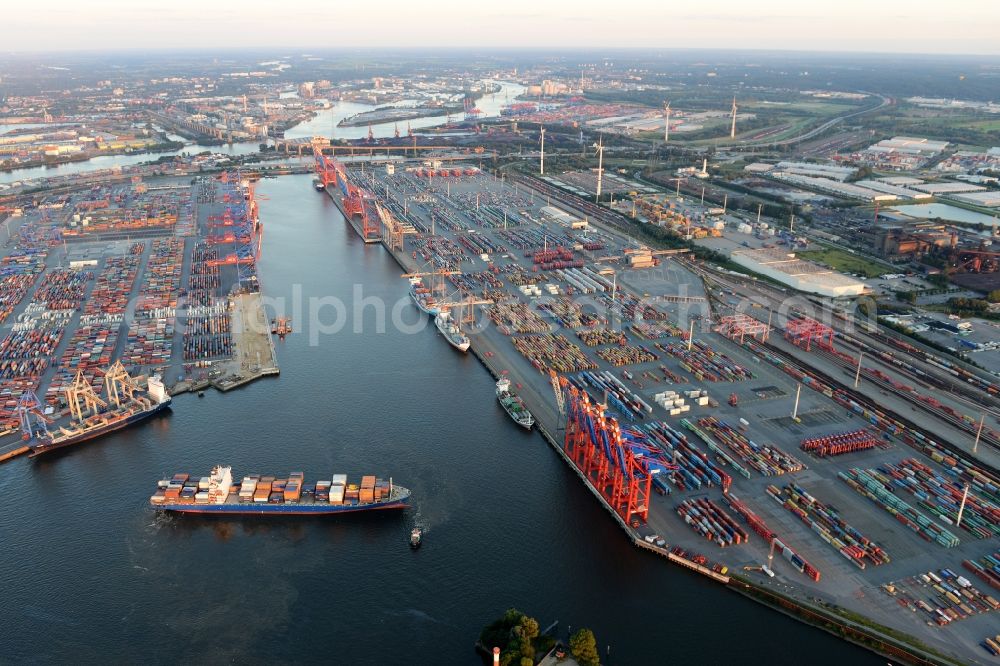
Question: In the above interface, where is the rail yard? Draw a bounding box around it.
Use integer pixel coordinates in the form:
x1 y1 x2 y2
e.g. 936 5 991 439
314 151 1000 664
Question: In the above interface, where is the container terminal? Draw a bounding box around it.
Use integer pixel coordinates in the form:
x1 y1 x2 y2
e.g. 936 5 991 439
313 147 1000 664
0 141 995 661
0 170 278 462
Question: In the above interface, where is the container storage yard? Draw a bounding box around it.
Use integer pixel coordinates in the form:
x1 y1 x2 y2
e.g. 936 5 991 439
310 153 1000 663
0 171 278 457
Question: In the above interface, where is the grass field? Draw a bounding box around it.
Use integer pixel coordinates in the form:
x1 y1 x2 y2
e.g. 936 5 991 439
959 119 1000 132
797 248 887 278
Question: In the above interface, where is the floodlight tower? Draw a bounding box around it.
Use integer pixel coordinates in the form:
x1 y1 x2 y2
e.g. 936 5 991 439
539 125 546 175
593 135 605 202
730 96 738 139
663 102 671 143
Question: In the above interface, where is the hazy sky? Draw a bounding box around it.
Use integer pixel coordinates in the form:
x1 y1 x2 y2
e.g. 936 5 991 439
6 0 1000 54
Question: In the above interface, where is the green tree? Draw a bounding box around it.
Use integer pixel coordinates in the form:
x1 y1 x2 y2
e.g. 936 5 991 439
520 616 540 641
987 289 1000 303
570 628 600 666
519 658 533 666
503 608 525 626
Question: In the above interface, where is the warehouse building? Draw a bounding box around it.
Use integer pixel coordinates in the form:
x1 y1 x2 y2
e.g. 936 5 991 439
729 247 867 297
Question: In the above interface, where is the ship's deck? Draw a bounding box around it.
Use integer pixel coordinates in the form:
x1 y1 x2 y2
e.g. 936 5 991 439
154 485 410 509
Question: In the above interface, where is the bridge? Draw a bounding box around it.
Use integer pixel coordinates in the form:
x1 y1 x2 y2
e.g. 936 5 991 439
271 135 490 159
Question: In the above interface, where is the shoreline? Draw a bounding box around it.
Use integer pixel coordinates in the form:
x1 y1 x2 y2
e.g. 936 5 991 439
0 141 186 174
338 105 463 128
323 176 960 666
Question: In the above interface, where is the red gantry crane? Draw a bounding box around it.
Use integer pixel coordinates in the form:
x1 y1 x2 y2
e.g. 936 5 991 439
555 374 675 526
784 317 836 352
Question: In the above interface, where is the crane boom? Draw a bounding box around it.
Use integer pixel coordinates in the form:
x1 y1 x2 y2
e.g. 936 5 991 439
549 369 565 418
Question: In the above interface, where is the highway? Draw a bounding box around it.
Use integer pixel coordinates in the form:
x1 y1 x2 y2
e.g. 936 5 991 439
717 93 894 150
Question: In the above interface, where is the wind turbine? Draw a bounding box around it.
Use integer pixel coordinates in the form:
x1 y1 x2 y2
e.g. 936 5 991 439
593 135 605 202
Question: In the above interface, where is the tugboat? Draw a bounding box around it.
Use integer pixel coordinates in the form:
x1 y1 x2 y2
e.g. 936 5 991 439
271 317 292 338
313 178 325 191
410 527 422 549
496 377 535 430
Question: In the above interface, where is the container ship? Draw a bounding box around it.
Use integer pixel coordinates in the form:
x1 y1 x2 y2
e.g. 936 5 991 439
496 377 535 429
28 363 172 458
435 311 470 352
409 278 441 316
150 466 410 515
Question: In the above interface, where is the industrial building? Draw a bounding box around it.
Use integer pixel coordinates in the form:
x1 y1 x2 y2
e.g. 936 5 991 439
913 182 986 195
868 136 949 156
769 172 895 202
854 180 931 200
860 224 957 259
729 247 867 297
951 191 1000 208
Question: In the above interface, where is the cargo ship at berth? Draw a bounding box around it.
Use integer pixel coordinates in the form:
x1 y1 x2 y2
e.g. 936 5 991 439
435 311 470 352
151 466 410 515
496 377 535 429
409 278 441 316
28 363 172 458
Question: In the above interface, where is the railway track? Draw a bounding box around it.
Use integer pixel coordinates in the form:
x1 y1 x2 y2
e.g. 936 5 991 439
742 336 1000 479
680 258 1000 461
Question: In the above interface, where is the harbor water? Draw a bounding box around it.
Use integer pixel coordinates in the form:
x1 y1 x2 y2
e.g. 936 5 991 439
0 175 880 664
0 81 522 187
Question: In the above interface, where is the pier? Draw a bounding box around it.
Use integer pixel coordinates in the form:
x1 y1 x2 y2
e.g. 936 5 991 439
324 162 996 665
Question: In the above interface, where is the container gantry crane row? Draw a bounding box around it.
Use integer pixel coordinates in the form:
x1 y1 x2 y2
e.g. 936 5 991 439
555 374 676 526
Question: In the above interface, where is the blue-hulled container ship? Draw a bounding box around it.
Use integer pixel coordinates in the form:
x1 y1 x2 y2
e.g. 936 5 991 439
151 466 410 515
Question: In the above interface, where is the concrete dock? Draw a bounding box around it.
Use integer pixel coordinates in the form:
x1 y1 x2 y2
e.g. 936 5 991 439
334 163 998 665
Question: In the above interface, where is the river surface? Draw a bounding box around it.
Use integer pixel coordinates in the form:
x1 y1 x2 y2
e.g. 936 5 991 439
0 175 879 664
0 82 523 188
283 80 523 141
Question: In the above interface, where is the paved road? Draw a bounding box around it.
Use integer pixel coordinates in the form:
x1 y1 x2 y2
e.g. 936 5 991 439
717 94 893 150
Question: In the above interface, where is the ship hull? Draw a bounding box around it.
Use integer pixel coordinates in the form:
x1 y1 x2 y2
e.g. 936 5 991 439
409 288 440 316
497 394 534 430
29 400 172 458
435 318 470 352
156 497 409 515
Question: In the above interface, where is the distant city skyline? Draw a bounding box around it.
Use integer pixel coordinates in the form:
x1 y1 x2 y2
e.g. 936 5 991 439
4 0 1000 55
